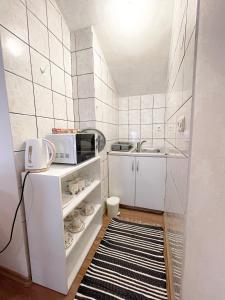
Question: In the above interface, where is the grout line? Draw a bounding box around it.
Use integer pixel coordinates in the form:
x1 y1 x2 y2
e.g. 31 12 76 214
45 0 55 128
25 4 39 138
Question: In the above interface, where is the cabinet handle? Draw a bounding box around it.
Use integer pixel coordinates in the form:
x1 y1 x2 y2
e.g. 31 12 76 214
136 160 139 172
132 160 134 172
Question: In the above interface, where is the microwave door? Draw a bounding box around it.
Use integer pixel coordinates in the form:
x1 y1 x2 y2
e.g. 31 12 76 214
76 134 95 163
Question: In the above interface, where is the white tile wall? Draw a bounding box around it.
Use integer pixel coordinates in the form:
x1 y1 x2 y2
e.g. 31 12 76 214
28 11 49 58
164 1 197 300
71 26 119 201
5 72 35 115
0 0 75 181
0 28 32 80
118 93 166 147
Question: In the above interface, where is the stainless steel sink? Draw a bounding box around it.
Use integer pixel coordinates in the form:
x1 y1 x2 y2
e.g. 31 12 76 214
131 147 165 154
140 148 161 153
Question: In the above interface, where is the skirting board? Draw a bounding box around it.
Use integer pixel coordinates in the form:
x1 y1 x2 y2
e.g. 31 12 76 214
164 221 175 300
0 265 32 287
119 204 163 215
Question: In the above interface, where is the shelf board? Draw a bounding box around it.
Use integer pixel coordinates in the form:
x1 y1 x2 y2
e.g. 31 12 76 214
62 180 101 219
65 204 102 258
25 157 100 178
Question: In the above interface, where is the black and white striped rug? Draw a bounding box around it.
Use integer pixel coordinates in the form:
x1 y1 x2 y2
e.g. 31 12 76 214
75 218 168 300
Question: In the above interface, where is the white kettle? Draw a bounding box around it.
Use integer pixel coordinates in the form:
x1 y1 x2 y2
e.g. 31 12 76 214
25 138 56 172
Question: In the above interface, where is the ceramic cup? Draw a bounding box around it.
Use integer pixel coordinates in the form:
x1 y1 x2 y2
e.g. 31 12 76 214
72 209 81 228
81 202 94 216
64 229 73 249
68 181 79 195
78 179 85 191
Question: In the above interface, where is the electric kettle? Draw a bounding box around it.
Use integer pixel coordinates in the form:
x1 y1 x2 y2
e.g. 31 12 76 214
25 138 56 172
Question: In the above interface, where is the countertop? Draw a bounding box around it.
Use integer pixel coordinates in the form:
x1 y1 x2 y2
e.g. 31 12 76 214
108 147 186 158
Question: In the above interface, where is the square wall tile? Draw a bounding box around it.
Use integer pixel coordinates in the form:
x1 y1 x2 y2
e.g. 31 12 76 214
119 111 128 125
95 99 103 121
1 28 32 80
119 97 128 110
66 98 74 121
5 72 35 115
119 125 128 139
141 109 152 124
72 76 78 98
77 74 94 98
27 0 47 25
129 96 141 109
129 125 140 140
34 84 53 118
49 32 64 69
70 32 76 52
76 48 94 75
46 0 62 41
101 61 108 84
129 110 140 125
14 151 25 187
141 125 153 139
94 51 101 77
31 48 51 88
74 99 79 121
55 119 67 128
79 98 95 121
154 94 166 108
141 94 154 109
153 124 165 138
71 52 77 76
64 47 71 74
37 117 54 138
62 18 71 49
153 139 165 148
75 27 93 51
28 12 49 58
53 92 67 120
153 108 165 123
183 33 195 102
0 0 28 42
65 73 72 98
10 114 37 151
51 63 65 95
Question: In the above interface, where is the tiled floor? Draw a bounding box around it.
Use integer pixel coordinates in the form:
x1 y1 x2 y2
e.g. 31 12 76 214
0 208 164 300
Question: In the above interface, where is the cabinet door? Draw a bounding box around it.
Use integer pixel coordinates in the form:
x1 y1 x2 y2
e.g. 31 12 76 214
109 155 135 206
135 157 166 211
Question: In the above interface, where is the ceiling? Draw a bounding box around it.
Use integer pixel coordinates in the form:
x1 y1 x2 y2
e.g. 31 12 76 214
56 0 174 96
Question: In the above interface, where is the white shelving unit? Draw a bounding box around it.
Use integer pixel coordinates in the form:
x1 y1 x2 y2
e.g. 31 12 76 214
22 157 103 294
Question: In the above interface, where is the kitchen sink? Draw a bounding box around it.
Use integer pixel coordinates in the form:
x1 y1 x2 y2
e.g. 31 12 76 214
131 147 166 154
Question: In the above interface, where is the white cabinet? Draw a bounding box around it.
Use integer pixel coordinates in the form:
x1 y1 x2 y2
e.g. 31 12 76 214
135 157 166 211
109 155 166 211
108 155 135 206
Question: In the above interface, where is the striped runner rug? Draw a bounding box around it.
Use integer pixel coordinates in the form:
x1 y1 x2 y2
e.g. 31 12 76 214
75 218 168 300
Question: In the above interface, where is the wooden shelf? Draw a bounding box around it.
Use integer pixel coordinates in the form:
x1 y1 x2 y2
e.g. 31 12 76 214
62 180 101 219
65 204 102 258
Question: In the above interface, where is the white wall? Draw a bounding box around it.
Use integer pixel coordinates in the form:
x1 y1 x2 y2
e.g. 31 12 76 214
164 0 197 299
0 0 74 276
182 1 225 299
0 41 30 277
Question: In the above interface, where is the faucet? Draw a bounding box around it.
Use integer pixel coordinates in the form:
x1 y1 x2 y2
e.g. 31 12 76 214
136 140 147 152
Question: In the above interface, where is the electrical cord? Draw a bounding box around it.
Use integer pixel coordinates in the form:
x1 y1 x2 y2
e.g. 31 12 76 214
0 171 30 254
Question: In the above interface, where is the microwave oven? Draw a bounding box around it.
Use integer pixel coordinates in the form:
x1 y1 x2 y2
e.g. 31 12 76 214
46 133 97 164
